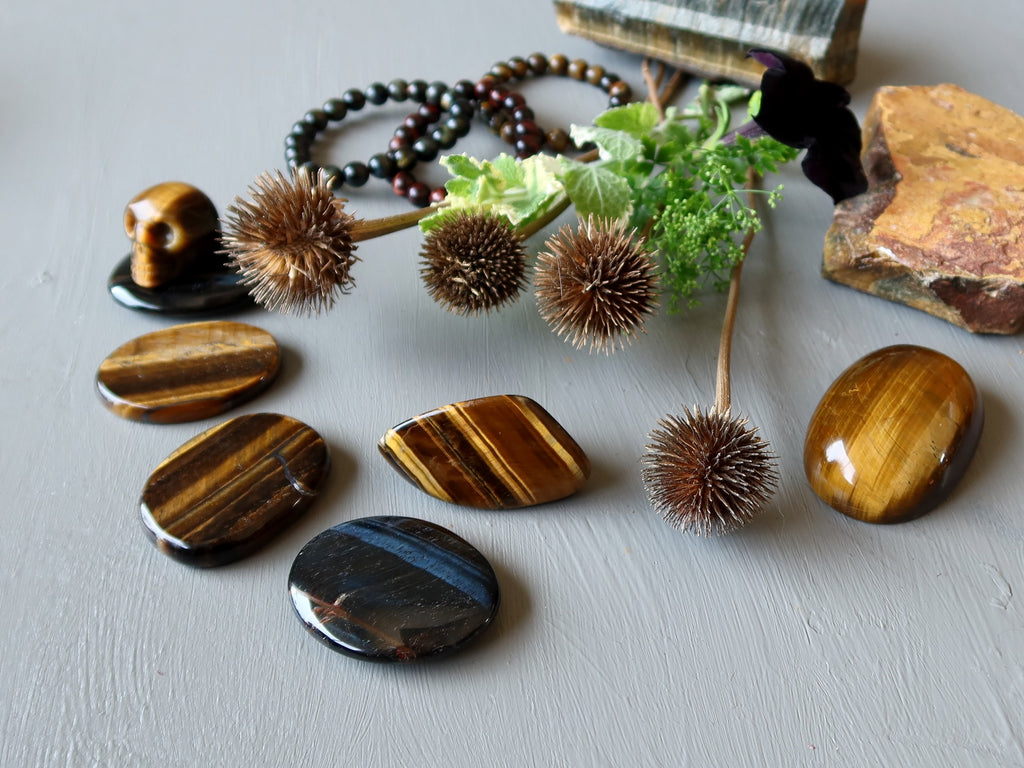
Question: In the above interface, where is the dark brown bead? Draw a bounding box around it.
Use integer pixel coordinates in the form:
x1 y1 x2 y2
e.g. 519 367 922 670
545 129 570 153
567 58 588 80
527 53 548 75
418 103 441 122
454 79 476 99
515 135 542 155
490 63 513 82
403 113 427 131
489 87 508 105
392 171 414 197
393 125 420 143
388 136 409 152
515 119 540 137
474 76 497 100
507 57 529 79
599 73 620 91
429 187 447 204
549 54 568 76
407 182 431 208
500 122 517 143
585 65 605 86
609 81 632 100
512 106 534 123
503 92 526 111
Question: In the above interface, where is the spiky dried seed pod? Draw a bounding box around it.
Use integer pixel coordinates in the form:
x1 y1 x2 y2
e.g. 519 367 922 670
222 168 358 315
534 215 658 353
641 406 778 535
419 211 527 315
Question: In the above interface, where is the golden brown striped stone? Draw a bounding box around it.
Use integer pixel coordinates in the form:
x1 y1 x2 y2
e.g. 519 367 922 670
96 320 280 423
378 395 590 509
141 413 330 566
804 345 983 524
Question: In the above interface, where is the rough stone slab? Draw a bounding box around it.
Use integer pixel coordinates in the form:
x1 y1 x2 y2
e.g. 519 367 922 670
553 0 867 86
823 83 1024 334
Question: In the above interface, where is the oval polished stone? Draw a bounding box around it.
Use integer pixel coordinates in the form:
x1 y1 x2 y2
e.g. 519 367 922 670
288 516 500 662
804 345 983 523
108 253 253 315
141 413 330 566
378 394 590 509
97 320 280 423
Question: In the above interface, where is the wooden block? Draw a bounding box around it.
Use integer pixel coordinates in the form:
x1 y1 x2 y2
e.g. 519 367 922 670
553 0 867 86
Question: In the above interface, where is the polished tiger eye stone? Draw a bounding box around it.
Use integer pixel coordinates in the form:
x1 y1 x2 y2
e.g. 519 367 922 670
804 345 983 524
96 320 279 423
378 394 590 509
141 413 330 566
288 516 500 661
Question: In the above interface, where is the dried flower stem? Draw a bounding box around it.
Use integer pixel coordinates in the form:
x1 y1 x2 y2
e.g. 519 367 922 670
350 205 438 241
714 167 760 415
642 58 688 119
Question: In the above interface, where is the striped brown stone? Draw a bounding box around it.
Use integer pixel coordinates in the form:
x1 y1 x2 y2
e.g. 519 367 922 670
378 395 590 509
554 0 867 86
96 320 280 423
141 413 330 566
804 345 983 524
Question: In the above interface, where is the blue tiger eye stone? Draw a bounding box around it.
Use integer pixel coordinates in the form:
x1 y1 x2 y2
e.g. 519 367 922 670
288 516 500 662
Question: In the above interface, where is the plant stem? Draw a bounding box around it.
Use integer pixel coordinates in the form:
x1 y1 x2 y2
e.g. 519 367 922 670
713 167 760 416
350 205 440 242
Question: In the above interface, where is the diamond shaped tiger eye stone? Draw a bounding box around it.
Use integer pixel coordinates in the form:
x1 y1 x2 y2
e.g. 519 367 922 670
378 395 590 509
141 413 330 566
804 345 983 524
288 516 500 662
96 320 280 423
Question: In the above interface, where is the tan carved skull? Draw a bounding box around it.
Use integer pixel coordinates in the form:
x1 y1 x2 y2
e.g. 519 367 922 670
124 181 218 288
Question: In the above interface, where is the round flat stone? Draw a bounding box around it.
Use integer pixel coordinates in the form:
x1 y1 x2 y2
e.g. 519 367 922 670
378 394 590 509
288 516 500 661
804 345 983 523
96 320 280 423
141 413 330 566
108 253 253 315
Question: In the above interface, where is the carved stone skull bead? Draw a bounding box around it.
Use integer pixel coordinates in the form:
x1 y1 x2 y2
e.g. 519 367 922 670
124 181 218 288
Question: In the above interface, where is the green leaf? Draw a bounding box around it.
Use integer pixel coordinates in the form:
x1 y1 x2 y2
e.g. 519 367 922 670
561 162 633 220
440 154 485 179
593 102 660 138
570 124 644 161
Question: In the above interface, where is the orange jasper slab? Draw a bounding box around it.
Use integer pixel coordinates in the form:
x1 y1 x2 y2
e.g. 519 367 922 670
804 345 983 523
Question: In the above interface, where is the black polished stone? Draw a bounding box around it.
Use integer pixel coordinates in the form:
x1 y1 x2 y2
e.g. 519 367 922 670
288 516 500 662
108 253 254 315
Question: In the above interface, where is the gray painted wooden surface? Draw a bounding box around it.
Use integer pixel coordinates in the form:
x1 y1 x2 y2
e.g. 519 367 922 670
2 1 1023 766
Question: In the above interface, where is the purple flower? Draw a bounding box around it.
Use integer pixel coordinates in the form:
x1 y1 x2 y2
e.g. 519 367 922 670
744 50 868 204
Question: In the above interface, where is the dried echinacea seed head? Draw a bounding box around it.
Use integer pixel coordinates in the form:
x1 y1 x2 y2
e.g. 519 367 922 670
222 167 358 315
641 406 778 535
534 215 658 353
419 211 527 315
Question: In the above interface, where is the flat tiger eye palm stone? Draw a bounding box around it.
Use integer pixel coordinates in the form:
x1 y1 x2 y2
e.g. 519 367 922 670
804 345 983 524
378 395 590 509
97 320 280 423
141 413 330 566
288 516 500 662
